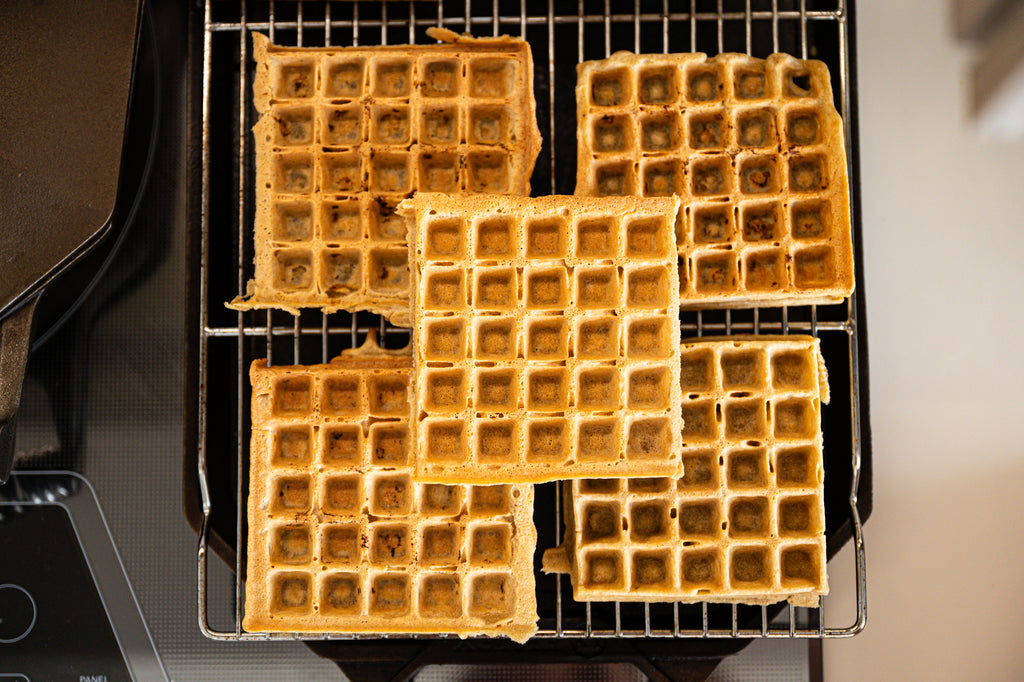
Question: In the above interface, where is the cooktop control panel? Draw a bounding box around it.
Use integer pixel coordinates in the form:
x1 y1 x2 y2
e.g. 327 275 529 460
0 472 166 681
0 503 130 681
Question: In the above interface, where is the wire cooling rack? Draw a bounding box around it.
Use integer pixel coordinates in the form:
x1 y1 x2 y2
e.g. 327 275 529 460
194 0 867 641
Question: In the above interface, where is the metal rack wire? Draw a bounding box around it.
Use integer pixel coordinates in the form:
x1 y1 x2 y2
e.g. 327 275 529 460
197 0 866 642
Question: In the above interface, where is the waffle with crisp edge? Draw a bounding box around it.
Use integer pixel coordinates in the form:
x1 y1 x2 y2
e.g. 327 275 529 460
400 193 684 484
245 334 538 642
229 30 542 325
542 335 829 607
575 52 853 308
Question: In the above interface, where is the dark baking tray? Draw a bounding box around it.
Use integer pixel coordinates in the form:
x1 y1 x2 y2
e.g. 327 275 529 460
184 1 872 679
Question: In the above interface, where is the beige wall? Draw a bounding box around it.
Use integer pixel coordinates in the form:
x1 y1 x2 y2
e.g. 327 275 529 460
824 2 1024 679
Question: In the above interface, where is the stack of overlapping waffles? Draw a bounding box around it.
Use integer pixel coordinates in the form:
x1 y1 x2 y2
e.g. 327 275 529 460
236 28 852 643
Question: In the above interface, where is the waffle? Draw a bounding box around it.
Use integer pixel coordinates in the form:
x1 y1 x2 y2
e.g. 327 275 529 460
245 333 538 642
575 52 854 308
542 335 829 607
399 193 684 484
228 30 542 325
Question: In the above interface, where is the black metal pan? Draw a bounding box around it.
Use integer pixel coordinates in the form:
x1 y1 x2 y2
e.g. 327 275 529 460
0 0 142 481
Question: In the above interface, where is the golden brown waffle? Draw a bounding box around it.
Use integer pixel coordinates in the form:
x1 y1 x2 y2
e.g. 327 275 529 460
542 335 829 607
245 334 538 642
229 30 542 325
399 193 684 484
575 52 853 308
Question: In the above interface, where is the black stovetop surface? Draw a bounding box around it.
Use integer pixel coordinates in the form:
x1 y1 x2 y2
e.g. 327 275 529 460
0 1 838 679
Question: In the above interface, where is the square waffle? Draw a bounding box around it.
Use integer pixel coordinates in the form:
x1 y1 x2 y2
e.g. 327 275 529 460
229 30 542 325
400 193 684 484
542 335 829 607
245 334 538 642
575 52 853 308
